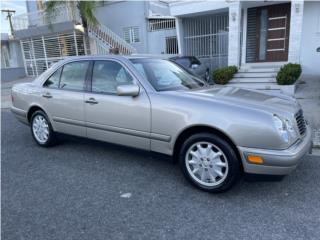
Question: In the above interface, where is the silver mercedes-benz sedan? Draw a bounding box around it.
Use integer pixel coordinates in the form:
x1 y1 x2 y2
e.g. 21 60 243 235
11 56 312 192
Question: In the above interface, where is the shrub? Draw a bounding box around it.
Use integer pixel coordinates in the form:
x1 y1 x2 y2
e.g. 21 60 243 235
212 66 238 85
276 63 302 85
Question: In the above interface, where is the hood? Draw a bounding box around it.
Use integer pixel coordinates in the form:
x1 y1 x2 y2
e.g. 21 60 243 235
183 86 300 116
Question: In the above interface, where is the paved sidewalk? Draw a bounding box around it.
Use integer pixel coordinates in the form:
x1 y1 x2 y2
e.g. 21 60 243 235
295 75 320 147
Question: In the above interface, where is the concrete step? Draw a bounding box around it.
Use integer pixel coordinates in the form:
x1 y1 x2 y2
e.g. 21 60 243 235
227 82 281 90
229 77 277 83
242 62 286 69
234 72 277 78
239 67 280 72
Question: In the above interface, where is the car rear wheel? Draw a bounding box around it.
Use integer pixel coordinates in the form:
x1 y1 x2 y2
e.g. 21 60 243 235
31 110 56 147
179 133 240 192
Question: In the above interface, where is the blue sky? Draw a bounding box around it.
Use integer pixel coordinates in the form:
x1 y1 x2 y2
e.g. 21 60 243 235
1 0 27 34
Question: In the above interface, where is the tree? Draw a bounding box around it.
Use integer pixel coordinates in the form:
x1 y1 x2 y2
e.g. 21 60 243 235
45 0 98 31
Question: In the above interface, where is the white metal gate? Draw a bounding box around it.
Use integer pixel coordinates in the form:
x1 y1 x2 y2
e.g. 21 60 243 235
182 13 229 70
21 31 88 76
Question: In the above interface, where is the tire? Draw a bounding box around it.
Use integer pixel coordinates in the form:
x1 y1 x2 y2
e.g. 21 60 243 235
179 133 240 193
30 110 57 147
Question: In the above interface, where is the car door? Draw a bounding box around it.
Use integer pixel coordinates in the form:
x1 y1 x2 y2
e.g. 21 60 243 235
41 60 90 137
84 59 151 150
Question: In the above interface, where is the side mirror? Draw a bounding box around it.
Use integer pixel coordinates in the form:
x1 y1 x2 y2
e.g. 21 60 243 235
117 84 140 97
191 64 199 69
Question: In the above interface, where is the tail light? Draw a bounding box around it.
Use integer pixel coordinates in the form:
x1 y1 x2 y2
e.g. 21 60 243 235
11 91 14 103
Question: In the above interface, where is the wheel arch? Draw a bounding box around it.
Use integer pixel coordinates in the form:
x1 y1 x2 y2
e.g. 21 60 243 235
173 125 243 169
27 105 47 123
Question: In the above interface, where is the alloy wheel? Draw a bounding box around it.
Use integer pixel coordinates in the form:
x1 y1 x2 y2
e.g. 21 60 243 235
32 115 49 144
185 141 229 187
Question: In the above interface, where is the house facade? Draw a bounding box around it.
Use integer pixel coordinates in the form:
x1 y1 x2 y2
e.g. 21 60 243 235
10 0 177 78
1 33 26 81
12 1 90 77
94 1 178 54
170 0 320 76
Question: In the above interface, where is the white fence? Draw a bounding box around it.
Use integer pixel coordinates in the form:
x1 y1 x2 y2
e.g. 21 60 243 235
148 18 176 32
21 32 88 76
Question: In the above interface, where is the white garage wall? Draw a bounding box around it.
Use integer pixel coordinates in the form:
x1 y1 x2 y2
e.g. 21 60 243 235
300 1 320 76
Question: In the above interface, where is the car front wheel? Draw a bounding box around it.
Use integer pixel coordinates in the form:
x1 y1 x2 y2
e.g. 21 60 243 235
31 110 56 147
179 133 240 192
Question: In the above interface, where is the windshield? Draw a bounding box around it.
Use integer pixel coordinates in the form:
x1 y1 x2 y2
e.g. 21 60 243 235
130 58 206 91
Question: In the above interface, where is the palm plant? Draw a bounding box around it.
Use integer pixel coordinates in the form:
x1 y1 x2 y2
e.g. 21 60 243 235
45 0 98 31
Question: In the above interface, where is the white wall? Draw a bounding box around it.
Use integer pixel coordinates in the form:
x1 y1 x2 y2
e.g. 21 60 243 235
300 1 320 75
147 29 177 54
94 1 174 54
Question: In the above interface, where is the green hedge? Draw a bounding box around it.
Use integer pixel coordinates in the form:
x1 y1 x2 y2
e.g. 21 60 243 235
212 66 238 85
276 63 302 85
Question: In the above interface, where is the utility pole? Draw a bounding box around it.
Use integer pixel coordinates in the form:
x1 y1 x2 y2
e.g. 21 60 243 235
1 9 16 36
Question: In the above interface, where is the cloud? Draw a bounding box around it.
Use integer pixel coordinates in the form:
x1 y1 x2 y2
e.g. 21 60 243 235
1 1 26 14
1 1 26 34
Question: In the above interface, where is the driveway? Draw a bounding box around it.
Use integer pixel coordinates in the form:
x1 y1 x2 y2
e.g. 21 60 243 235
2 109 320 240
295 75 320 147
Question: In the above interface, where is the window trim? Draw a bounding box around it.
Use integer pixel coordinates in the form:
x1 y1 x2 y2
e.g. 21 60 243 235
88 59 138 96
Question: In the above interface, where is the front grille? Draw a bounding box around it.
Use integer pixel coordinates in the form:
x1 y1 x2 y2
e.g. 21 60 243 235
295 109 306 136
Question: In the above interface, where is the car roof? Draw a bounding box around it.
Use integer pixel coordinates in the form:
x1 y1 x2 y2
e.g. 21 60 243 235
61 54 177 62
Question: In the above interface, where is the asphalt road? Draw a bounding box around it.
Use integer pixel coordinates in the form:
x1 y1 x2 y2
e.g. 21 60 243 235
2 109 320 240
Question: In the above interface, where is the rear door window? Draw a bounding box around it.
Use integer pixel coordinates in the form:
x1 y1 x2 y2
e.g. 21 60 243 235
59 61 90 91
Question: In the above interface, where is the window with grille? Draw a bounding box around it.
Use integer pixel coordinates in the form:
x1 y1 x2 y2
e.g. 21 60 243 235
148 19 176 31
165 36 178 54
123 27 140 43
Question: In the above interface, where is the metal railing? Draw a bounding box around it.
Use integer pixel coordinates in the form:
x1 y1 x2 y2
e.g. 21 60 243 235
148 18 176 32
88 23 136 55
182 13 229 69
21 31 87 76
13 4 80 31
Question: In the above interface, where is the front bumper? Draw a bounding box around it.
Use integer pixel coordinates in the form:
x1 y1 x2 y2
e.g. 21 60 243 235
238 126 313 175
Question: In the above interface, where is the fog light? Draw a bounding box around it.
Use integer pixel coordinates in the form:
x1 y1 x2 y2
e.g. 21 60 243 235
247 155 264 164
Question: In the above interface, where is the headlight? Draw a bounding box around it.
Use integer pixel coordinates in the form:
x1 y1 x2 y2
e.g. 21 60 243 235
273 115 289 143
285 119 297 139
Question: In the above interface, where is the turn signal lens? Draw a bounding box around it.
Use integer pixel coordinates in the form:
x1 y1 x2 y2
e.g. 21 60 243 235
247 155 264 164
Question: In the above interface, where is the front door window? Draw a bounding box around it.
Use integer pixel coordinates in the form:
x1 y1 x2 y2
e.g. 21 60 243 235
91 60 134 94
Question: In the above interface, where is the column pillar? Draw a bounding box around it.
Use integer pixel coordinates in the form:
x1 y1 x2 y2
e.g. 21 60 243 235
228 1 242 67
175 17 184 55
288 0 304 63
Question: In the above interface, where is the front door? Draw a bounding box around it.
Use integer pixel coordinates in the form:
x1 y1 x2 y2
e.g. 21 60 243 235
256 3 291 62
84 60 151 150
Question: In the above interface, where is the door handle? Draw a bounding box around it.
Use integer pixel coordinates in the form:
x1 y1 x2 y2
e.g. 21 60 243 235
42 92 52 98
85 98 98 104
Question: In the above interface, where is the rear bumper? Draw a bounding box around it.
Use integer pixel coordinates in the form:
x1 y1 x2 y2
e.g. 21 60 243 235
238 126 313 175
11 106 28 125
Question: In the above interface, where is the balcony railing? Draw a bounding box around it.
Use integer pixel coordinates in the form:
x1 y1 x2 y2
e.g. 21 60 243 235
13 4 81 31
